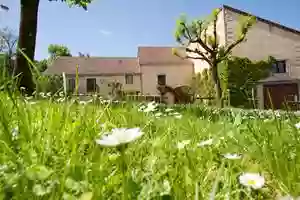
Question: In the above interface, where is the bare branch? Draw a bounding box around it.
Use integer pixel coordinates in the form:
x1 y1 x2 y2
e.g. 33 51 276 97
185 55 207 60
181 22 213 54
185 47 212 65
212 16 218 50
224 35 246 56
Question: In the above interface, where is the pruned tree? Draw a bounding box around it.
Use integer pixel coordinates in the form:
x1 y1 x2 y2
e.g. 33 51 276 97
174 8 256 107
0 27 18 74
48 44 72 60
15 0 93 94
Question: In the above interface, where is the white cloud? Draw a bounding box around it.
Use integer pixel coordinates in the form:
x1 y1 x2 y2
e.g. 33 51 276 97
99 29 112 36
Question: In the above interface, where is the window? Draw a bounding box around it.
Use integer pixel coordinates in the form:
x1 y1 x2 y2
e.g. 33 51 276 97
125 74 133 84
157 74 166 85
272 60 287 73
86 78 96 92
68 78 75 92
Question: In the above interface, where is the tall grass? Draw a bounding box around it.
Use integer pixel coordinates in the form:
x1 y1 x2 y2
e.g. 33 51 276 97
0 91 299 199
1 55 300 199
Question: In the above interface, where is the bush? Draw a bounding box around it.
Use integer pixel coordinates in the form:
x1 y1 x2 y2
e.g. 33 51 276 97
192 56 274 108
225 56 274 108
35 74 63 94
192 68 215 98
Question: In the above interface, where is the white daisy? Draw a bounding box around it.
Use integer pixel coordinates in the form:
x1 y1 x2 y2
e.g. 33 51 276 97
198 139 213 147
177 140 191 149
95 127 143 147
239 173 265 189
165 108 173 112
295 122 300 129
11 127 19 140
174 114 182 119
143 101 158 113
223 153 242 160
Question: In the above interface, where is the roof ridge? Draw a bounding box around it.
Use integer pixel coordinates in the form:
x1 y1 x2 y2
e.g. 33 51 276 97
58 56 137 59
222 4 300 35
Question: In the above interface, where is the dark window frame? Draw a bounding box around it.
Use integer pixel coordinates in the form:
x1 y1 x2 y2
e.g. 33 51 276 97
272 60 287 73
125 74 134 84
68 78 75 92
157 74 166 85
86 78 97 92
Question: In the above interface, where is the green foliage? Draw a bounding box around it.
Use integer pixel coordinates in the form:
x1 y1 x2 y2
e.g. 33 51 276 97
192 69 215 98
192 56 273 108
0 94 299 199
58 0 93 10
48 44 72 60
35 74 63 93
225 56 273 108
35 59 48 73
174 8 256 106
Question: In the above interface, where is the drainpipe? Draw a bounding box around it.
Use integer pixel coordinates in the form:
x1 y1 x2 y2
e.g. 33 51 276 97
137 57 143 94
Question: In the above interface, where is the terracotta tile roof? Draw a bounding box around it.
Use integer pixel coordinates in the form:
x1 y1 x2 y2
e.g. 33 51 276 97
44 57 140 75
138 46 194 65
223 5 300 36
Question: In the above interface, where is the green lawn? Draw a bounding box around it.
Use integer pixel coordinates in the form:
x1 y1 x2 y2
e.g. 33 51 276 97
0 92 299 199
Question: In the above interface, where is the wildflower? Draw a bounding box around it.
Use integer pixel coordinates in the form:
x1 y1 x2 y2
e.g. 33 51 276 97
160 180 171 196
165 108 173 112
174 114 182 119
95 127 143 147
223 153 241 160
155 112 163 118
239 173 265 189
143 101 158 113
138 105 146 112
295 122 300 129
198 138 213 147
177 140 191 149
11 127 19 140
39 92 46 98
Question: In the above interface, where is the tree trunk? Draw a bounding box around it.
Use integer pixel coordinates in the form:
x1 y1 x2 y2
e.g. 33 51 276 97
15 0 40 94
211 63 223 108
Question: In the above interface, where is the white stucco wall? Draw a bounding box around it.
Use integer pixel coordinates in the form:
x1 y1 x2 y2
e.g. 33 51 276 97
140 64 194 95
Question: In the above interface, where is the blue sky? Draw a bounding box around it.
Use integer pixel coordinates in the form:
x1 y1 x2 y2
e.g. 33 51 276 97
2 0 300 60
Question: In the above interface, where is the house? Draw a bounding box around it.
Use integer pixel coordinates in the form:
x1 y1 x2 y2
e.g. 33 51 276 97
190 5 300 109
45 47 194 97
46 5 300 109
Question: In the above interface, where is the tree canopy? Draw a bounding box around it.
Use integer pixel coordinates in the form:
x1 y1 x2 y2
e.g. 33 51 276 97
48 44 72 59
174 8 256 107
15 0 93 94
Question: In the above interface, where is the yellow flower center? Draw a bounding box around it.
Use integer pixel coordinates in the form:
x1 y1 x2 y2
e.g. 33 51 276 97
247 180 256 185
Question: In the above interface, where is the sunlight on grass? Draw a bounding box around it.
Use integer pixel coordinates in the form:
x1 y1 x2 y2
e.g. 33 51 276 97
0 93 300 199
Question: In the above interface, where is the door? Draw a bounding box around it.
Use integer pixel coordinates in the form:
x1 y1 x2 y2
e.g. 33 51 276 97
263 83 298 109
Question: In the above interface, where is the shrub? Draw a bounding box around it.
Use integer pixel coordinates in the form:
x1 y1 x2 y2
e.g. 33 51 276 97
193 56 274 108
225 56 274 108
35 74 63 94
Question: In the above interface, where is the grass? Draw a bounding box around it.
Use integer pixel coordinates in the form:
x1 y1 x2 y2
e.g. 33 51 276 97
0 92 300 199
